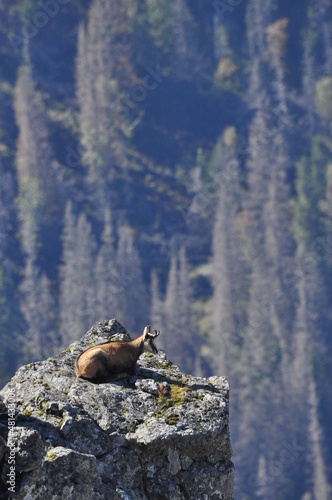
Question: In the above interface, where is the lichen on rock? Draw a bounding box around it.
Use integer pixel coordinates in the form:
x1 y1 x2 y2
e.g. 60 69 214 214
0 319 234 499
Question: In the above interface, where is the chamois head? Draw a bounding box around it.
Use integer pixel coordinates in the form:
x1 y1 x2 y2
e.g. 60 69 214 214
142 325 160 354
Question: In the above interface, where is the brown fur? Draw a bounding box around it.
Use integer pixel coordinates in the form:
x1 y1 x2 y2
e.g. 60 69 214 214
75 325 160 382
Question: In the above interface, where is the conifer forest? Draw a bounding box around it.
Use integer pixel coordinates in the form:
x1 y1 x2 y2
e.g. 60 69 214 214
1 0 332 498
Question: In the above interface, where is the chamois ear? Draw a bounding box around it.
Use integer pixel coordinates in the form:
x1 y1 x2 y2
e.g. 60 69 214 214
143 325 151 339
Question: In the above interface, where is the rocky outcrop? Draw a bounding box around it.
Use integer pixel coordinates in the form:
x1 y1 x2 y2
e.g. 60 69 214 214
0 319 234 499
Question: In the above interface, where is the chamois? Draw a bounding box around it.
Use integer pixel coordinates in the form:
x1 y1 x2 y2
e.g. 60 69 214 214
75 325 160 382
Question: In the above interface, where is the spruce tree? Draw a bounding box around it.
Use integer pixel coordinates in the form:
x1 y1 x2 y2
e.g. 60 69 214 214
59 204 97 344
14 61 58 256
95 207 118 319
75 0 135 217
115 225 148 332
19 256 56 361
150 269 164 332
211 132 244 376
163 247 194 371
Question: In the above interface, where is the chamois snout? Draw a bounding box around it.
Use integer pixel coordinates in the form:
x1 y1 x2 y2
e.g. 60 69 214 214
143 327 160 354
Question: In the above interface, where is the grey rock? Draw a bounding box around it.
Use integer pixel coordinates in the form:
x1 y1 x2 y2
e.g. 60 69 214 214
1 426 46 482
134 378 159 395
0 319 234 499
168 448 182 475
0 436 6 462
0 395 5 413
60 411 111 456
20 446 106 499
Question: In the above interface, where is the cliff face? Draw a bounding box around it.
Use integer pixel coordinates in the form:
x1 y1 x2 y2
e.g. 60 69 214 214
0 319 233 499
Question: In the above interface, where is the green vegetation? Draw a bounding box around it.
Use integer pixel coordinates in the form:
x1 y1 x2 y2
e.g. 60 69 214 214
45 450 56 462
156 383 189 414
